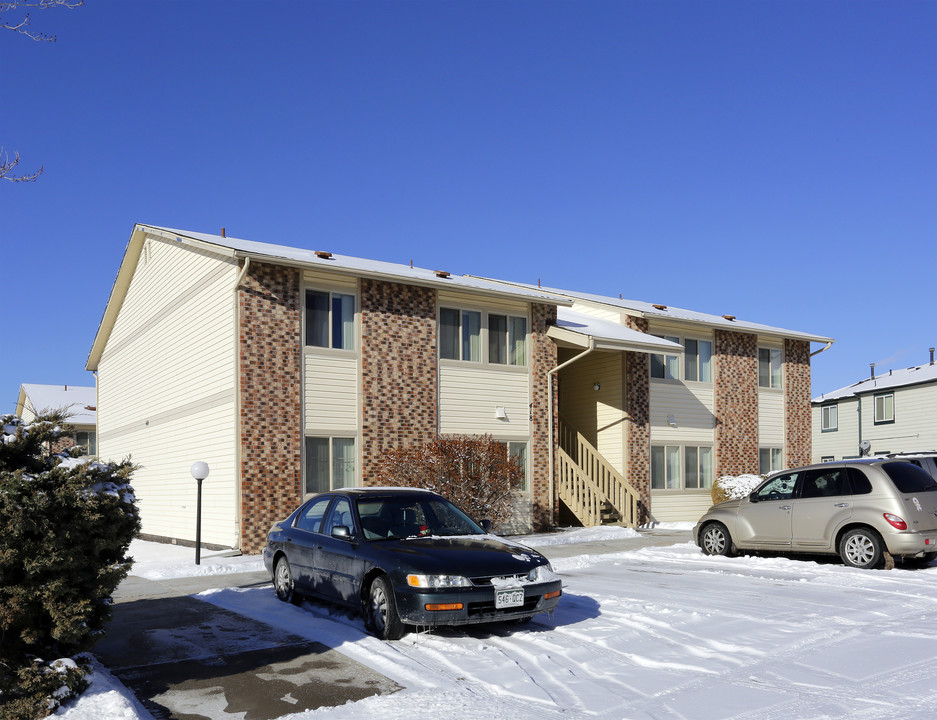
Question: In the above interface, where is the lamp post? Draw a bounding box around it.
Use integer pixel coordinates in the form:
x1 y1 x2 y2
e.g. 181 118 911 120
190 461 209 565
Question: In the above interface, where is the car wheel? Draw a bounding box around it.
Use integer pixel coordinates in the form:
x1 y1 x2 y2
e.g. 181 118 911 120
839 528 884 569
274 556 301 605
700 522 734 557
365 575 406 641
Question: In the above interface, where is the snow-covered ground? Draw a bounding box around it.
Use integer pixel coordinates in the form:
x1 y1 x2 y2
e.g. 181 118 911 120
57 530 937 719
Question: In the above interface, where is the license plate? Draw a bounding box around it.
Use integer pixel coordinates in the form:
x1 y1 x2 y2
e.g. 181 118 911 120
495 588 525 609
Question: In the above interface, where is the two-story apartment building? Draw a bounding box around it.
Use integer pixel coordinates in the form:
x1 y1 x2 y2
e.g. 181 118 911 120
15 383 97 455
812 350 937 461
87 225 832 552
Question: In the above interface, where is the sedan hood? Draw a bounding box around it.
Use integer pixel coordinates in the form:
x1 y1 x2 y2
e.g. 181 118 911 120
375 535 547 577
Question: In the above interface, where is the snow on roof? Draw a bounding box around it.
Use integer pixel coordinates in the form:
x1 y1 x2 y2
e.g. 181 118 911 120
555 309 684 353
143 225 572 307
813 362 937 403
19 384 96 424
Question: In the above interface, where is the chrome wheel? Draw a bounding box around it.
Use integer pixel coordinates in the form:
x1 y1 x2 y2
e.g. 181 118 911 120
839 528 883 569
700 523 732 556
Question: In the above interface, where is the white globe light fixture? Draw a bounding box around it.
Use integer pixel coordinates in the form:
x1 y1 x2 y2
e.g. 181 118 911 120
190 462 210 564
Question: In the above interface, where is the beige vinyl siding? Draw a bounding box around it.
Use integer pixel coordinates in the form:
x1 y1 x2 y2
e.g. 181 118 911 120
303 269 357 292
558 350 624 472
566 300 625 324
20 401 37 424
97 237 239 547
812 398 858 461
649 382 716 444
304 352 359 434
863 383 937 452
650 491 714 523
758 388 785 445
439 365 530 438
499 494 534 536
438 290 527 315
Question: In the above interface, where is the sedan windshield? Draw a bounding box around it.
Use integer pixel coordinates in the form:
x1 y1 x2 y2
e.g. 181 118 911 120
356 495 485 540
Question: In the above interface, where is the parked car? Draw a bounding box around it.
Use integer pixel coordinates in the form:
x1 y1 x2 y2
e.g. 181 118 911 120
263 488 563 639
880 452 937 480
694 459 937 569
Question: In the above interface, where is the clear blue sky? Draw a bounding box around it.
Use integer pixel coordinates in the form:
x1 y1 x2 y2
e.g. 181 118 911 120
2 0 935 412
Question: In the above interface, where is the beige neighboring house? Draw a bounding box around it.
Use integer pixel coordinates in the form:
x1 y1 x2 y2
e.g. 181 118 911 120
14 383 97 455
812 349 937 461
87 224 832 554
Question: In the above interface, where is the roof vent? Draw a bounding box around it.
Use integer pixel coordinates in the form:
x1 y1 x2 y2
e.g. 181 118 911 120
652 304 668 311
434 270 450 278
930 347 935 365
722 314 736 321
314 251 332 259
85 405 96 411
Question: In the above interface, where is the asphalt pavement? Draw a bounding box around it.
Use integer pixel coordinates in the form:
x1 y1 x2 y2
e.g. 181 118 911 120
93 527 692 720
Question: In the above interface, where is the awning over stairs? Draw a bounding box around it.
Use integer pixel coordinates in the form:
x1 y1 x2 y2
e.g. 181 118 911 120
548 308 685 355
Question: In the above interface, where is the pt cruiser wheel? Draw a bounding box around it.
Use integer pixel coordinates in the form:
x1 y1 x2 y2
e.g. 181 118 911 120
839 528 883 569
700 522 733 557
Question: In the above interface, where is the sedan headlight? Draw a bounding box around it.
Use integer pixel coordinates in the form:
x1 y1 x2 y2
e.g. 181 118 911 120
406 574 472 589
527 563 558 583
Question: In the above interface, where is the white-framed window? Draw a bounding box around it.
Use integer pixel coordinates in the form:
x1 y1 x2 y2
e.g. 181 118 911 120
305 436 356 494
650 336 711 382
759 447 783 475
821 404 838 432
439 307 527 366
874 393 895 424
758 347 783 389
75 430 96 456
651 444 713 490
821 455 835 463
305 289 355 350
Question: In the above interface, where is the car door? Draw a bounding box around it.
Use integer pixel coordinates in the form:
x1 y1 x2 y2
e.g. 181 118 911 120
735 472 798 548
287 495 332 593
314 496 367 605
791 467 852 550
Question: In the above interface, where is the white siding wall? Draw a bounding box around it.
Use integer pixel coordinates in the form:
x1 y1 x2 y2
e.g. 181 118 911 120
758 389 785 446
649 382 716 444
97 237 239 547
303 352 359 435
439 366 530 438
650 491 713 523
812 398 859 461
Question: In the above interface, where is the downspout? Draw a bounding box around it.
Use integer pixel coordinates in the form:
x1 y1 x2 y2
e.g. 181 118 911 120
547 337 596 526
232 256 250 550
810 340 834 357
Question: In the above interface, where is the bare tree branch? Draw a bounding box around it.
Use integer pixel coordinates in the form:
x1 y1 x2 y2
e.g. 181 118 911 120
0 0 82 41
1 147 43 182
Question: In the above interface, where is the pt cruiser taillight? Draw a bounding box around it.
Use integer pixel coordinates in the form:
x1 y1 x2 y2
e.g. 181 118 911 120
883 513 908 530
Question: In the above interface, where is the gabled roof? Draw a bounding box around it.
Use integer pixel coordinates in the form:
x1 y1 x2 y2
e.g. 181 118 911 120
15 384 96 425
552 309 684 354
473 279 834 345
813 362 937 403
88 224 573 370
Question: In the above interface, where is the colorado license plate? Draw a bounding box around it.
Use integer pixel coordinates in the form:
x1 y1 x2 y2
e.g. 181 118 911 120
495 588 525 609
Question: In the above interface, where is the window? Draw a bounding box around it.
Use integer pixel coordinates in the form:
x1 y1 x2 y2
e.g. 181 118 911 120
295 496 331 532
759 447 783 475
440 308 526 366
75 430 96 456
821 404 838 432
509 441 529 492
652 445 712 490
800 468 849 498
305 437 356 494
758 348 782 389
322 497 356 537
651 336 711 382
753 472 796 501
305 290 355 350
874 393 894 424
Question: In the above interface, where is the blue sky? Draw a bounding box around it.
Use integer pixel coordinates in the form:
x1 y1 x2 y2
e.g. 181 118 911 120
2 0 935 412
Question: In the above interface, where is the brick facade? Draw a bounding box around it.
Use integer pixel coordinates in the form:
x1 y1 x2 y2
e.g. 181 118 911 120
714 329 760 477
359 278 438 481
530 303 558 529
784 339 812 468
624 316 652 523
238 262 303 554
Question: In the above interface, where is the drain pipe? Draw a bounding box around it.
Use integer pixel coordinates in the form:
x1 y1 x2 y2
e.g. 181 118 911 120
547 337 596 526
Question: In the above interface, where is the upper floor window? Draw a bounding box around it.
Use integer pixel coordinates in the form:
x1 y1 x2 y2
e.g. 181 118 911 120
821 404 838 432
651 336 711 382
874 393 894 424
758 348 782 389
305 290 355 350
439 307 527 366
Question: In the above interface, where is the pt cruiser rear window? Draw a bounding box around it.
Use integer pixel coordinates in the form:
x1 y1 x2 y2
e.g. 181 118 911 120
882 462 937 494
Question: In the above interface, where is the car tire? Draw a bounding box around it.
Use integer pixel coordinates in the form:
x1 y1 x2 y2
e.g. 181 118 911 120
274 556 301 605
699 522 734 557
839 528 884 569
366 575 406 641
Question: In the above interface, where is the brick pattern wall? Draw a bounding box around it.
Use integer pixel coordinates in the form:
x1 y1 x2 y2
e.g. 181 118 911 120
784 339 812 467
238 262 303 554
359 278 438 481
624 316 652 523
530 303 557 530
714 329 759 477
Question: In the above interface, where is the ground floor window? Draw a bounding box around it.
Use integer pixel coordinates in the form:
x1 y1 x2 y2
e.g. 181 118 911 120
305 436 356 494
759 447 783 475
75 430 96 456
651 445 713 490
496 440 529 492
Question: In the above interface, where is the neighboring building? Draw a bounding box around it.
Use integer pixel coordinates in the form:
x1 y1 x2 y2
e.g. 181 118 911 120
812 350 937 462
87 225 831 553
14 383 97 455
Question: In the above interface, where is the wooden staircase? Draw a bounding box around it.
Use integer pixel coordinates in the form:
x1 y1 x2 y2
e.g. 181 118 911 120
557 418 642 528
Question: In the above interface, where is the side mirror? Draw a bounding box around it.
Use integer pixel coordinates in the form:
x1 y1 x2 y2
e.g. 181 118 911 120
748 494 759 503
331 525 351 539
480 519 492 533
